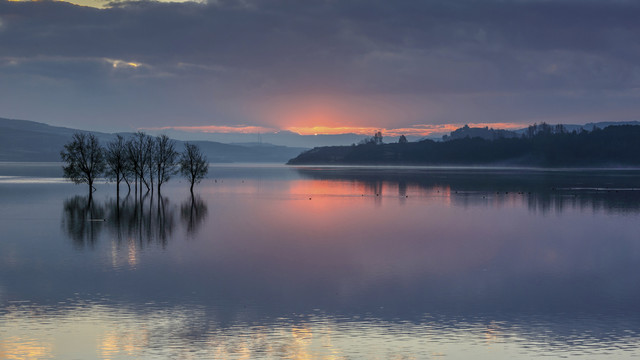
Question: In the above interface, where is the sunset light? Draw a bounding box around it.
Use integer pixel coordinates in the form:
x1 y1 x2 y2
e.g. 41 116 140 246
107 59 142 69
3 1 640 359
144 122 524 137
286 123 523 137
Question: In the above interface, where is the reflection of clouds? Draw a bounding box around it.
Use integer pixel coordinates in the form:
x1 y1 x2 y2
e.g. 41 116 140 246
2 303 639 359
98 319 150 359
197 171 640 318
34 169 640 358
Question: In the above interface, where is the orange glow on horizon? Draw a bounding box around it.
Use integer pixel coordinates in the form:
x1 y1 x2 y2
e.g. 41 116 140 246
287 122 524 137
145 122 523 137
286 125 458 137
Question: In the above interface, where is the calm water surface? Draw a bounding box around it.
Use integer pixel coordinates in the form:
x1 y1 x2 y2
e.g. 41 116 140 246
1 163 640 359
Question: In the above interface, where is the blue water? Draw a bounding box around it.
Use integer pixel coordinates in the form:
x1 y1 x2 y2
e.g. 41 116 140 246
1 163 640 359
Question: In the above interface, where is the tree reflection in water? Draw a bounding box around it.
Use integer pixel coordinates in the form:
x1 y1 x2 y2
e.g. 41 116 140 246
62 193 208 248
294 167 640 215
62 195 106 248
180 195 208 236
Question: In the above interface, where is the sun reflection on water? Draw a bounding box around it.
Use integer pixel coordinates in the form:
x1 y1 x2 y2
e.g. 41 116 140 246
1 292 640 359
4 166 640 359
0 337 53 360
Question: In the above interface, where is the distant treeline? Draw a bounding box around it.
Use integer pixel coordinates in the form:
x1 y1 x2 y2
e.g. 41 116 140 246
287 125 640 167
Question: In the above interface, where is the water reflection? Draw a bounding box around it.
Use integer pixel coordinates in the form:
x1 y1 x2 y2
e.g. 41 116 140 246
4 165 640 359
180 195 208 236
61 193 208 248
62 195 105 247
294 167 640 214
1 302 639 359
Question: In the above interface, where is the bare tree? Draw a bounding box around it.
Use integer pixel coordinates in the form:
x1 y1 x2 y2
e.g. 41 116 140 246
126 135 141 195
126 132 151 196
154 134 178 194
61 132 105 199
144 134 155 193
105 134 130 199
179 143 208 195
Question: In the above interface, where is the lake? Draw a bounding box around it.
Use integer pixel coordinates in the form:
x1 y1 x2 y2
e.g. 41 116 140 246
1 163 640 359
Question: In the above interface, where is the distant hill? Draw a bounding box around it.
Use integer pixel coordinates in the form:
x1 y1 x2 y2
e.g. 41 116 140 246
442 125 518 141
0 118 112 162
512 121 640 136
0 118 307 163
442 121 640 141
288 125 640 167
144 128 426 148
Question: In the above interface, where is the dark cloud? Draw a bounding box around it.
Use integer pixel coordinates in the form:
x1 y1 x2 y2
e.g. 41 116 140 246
0 0 639 130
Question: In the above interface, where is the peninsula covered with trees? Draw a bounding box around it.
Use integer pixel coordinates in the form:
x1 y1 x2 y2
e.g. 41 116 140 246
287 124 640 167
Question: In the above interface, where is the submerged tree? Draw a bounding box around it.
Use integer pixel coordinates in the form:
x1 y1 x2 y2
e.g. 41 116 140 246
105 134 130 199
61 132 105 198
179 143 208 195
126 131 152 196
144 134 155 193
153 134 178 194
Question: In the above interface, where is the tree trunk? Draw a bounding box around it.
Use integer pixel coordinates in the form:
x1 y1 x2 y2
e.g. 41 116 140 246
124 175 131 193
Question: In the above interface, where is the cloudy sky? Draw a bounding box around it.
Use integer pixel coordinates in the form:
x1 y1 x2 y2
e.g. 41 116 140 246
1 0 639 137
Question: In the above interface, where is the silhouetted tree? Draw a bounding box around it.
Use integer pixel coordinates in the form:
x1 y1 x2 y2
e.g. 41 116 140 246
144 134 155 193
126 132 152 196
527 123 537 138
398 134 408 144
61 132 105 198
105 134 130 199
358 137 375 145
373 131 383 144
153 134 178 194
288 125 640 167
126 134 141 195
539 122 552 136
179 143 209 195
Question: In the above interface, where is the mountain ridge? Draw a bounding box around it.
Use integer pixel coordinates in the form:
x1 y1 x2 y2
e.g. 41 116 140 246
0 117 308 163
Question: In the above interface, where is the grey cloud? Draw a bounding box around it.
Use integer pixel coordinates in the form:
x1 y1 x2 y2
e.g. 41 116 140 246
2 0 639 91
1 0 640 129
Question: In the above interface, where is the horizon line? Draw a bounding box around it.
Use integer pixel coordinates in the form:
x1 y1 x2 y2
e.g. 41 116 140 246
140 122 525 137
